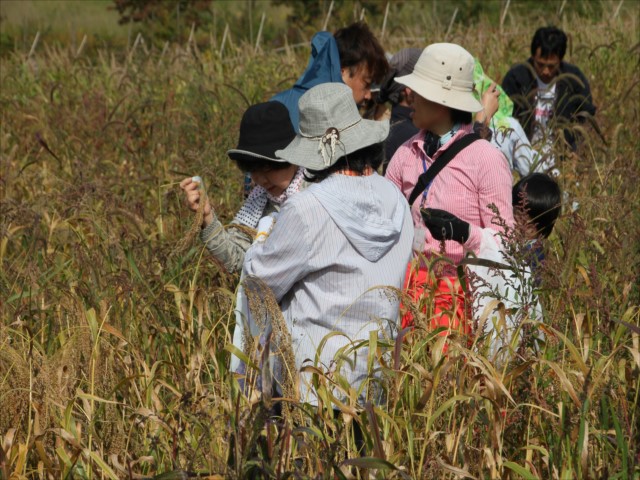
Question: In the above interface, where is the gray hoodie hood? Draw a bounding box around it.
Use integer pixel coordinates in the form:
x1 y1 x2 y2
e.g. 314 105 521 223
309 173 408 262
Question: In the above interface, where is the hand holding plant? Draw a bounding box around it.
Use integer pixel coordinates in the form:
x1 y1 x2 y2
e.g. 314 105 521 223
180 176 214 228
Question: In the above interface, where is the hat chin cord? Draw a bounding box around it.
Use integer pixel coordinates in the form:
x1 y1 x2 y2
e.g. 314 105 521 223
299 118 362 166
319 128 339 167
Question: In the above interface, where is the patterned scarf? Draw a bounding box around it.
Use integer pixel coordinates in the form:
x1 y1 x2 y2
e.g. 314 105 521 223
235 167 306 228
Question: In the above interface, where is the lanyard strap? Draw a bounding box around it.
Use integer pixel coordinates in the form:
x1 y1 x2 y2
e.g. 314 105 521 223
418 124 461 205
420 157 429 204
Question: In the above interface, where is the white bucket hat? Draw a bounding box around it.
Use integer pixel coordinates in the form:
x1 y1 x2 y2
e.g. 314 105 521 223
395 43 482 113
276 83 389 170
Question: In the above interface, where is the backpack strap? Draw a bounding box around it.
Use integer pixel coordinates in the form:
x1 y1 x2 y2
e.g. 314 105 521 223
408 133 481 207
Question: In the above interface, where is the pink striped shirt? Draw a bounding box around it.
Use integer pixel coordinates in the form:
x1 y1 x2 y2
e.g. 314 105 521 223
385 123 514 265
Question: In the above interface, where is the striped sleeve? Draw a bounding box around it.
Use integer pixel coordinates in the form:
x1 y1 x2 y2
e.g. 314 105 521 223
243 200 311 301
464 146 514 253
200 216 252 273
384 149 405 193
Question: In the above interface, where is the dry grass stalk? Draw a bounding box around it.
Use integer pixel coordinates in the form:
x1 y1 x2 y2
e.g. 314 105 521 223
0 345 31 437
242 275 300 423
171 183 208 258
0 5 638 476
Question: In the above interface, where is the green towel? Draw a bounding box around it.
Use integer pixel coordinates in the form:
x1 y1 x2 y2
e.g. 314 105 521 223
473 59 513 131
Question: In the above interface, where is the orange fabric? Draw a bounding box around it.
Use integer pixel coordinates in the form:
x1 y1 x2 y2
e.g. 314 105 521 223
335 166 374 176
400 263 471 336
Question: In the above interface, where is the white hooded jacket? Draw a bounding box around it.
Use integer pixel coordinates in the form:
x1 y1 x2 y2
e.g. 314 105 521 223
243 172 413 404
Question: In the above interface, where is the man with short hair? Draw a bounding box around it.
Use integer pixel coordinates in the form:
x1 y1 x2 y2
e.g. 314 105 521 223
333 21 388 105
501 26 596 153
272 22 388 130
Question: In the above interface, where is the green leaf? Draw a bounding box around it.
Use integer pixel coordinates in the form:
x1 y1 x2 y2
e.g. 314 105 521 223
426 395 472 430
577 398 590 476
55 446 72 468
125 248 153 293
503 461 537 480
520 444 550 457
224 343 258 371
341 456 398 471
546 326 589 375
610 400 629 478
153 470 189 480
368 329 378 373
86 449 119 480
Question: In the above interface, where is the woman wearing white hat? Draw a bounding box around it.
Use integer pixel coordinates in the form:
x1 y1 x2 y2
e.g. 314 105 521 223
243 82 413 407
385 43 515 337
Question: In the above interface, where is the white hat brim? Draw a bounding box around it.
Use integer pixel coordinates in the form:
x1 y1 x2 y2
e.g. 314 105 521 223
275 119 390 171
396 72 483 113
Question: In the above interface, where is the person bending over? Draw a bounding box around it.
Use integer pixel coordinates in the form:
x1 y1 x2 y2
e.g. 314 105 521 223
180 101 303 274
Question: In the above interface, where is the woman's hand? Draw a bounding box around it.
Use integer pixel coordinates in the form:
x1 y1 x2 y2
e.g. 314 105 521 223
180 177 214 228
421 208 470 244
477 82 501 126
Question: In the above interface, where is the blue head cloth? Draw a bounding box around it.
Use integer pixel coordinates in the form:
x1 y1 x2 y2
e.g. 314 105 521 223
271 31 343 132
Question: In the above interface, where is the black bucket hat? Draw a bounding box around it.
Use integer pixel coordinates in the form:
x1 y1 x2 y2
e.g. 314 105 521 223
227 101 296 163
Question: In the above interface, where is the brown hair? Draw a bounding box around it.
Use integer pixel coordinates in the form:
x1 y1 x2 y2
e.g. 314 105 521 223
334 22 389 83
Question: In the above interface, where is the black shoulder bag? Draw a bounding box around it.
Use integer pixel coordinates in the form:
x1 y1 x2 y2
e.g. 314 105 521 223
408 133 481 207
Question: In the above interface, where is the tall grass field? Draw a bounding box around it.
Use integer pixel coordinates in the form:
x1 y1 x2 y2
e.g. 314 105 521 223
1 1 639 479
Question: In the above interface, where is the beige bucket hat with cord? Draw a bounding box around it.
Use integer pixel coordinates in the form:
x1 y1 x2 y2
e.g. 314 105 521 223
275 83 389 171
395 43 482 113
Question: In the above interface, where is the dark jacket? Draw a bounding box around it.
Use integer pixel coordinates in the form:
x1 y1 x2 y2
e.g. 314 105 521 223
383 104 418 174
501 59 596 150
